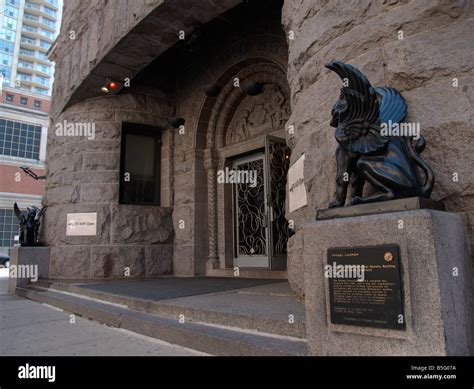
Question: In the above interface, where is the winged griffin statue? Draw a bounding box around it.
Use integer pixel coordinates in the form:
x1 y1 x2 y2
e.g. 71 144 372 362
325 61 434 208
14 202 46 246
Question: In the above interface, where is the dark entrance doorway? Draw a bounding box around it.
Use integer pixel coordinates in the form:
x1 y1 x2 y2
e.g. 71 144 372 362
232 136 290 270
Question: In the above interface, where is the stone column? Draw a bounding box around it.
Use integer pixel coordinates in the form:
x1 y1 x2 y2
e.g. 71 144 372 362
204 148 219 270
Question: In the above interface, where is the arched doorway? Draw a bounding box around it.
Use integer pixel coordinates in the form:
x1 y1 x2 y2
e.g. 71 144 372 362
196 59 292 275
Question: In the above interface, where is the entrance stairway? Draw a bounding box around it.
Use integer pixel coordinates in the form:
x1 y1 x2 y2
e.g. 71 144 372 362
16 278 307 356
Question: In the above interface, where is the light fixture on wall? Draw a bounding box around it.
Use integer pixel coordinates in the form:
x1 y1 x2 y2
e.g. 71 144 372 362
100 79 122 94
240 80 264 96
203 84 220 97
168 117 186 128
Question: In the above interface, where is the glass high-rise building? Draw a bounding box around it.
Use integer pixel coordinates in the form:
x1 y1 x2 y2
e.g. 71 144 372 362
0 0 62 256
0 0 62 96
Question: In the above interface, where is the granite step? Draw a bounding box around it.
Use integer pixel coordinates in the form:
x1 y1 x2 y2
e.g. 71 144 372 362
206 268 287 279
28 279 305 338
16 284 307 356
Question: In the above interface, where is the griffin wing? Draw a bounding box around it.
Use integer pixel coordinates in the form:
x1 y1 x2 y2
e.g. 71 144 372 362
34 206 47 221
13 202 25 223
375 87 407 125
326 61 388 154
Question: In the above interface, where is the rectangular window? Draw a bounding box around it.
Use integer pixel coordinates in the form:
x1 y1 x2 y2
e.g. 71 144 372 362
17 73 32 81
24 13 39 21
35 76 49 86
0 53 12 66
0 66 12 80
25 2 40 10
22 25 37 33
42 6 57 17
0 39 14 54
39 40 51 49
39 29 54 39
20 97 28 105
3 17 17 30
6 5 19 18
33 87 48 95
0 209 21 249
33 100 41 109
0 120 41 159
18 60 33 69
35 63 49 73
21 37 36 45
5 94 14 103
37 52 49 62
119 123 161 205
42 17 55 28
1 27 16 42
19 48 34 57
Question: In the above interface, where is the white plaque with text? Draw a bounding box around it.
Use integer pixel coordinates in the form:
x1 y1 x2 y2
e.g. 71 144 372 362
66 213 97 236
288 153 308 212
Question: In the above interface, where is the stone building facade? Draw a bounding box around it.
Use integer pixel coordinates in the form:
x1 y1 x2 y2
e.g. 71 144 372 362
43 0 473 297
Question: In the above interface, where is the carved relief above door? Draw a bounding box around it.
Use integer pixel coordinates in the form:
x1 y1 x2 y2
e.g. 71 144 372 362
225 85 290 146
201 61 292 272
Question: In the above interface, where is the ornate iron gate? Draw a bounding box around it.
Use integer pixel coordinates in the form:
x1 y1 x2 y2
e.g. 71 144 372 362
265 135 291 270
233 136 290 269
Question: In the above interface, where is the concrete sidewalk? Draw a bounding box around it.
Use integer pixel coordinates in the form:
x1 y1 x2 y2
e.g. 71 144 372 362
0 291 202 356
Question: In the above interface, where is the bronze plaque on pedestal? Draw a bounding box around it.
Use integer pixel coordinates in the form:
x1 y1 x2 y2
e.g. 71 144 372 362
327 245 405 330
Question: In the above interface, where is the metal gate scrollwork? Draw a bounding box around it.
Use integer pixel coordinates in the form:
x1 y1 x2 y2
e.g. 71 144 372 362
235 159 267 256
267 139 290 257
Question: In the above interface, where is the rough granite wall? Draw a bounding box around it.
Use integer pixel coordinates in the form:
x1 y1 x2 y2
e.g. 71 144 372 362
50 0 164 117
44 0 244 278
50 0 241 118
282 0 474 296
42 90 175 278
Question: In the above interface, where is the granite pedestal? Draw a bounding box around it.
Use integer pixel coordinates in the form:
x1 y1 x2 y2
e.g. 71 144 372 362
303 209 473 355
8 247 50 294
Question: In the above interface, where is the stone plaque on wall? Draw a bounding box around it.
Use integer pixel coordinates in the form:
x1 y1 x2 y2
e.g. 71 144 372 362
288 153 307 212
327 245 405 330
66 213 97 236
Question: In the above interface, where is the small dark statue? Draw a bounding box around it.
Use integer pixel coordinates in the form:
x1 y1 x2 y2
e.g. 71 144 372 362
13 202 46 246
326 61 434 207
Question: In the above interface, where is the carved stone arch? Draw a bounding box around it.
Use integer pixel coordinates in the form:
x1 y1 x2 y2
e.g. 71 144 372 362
193 57 288 151
208 62 289 149
192 29 289 152
196 58 291 270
